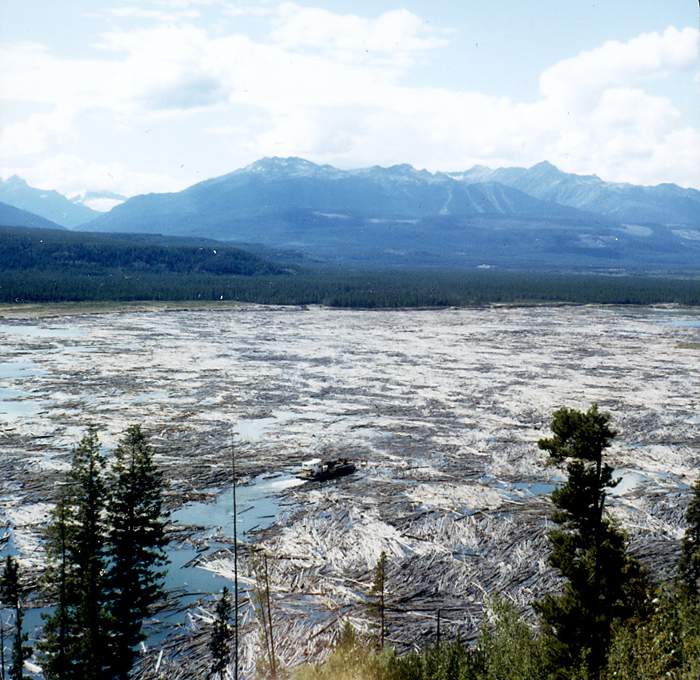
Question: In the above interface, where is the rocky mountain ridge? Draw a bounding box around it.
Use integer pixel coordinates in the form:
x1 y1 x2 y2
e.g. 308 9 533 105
2 158 698 273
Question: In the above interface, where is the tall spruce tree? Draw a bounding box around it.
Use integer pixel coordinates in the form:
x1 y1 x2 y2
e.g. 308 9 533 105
534 405 645 680
40 494 78 680
105 425 169 680
1 556 32 680
41 428 108 680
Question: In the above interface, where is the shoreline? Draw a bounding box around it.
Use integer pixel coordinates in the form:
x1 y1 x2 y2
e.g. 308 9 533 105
1 299 697 320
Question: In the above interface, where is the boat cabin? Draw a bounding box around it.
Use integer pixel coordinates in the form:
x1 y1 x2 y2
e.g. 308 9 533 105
297 458 356 481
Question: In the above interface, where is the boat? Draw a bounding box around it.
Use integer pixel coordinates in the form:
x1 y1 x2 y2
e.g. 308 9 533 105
296 458 356 482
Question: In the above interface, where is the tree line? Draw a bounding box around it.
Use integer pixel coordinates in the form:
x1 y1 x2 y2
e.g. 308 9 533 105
4 266 700 308
3 224 700 307
0 225 288 277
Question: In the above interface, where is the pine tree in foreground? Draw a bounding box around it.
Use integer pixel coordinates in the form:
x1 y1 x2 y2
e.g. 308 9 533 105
40 428 109 680
368 551 388 649
105 425 169 680
40 493 78 680
679 472 700 598
1 556 32 680
534 404 647 680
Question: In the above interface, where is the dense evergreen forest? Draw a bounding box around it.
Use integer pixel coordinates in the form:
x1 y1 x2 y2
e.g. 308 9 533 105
2 224 700 307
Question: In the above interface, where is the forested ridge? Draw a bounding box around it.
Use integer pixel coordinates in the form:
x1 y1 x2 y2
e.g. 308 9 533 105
0 225 288 276
2 225 700 307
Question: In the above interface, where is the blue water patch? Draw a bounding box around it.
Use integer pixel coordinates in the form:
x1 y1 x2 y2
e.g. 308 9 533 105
663 319 700 329
511 481 557 496
156 475 304 641
0 360 45 380
0 387 38 420
171 474 304 537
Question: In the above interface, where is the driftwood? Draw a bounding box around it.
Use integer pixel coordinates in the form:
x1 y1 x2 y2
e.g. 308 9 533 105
1 306 698 678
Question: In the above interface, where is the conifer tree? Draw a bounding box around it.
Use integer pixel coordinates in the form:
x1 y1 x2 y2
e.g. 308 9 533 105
41 428 108 680
105 425 169 680
40 494 78 680
208 587 232 680
534 405 645 680
679 473 700 597
368 551 387 648
1 556 32 680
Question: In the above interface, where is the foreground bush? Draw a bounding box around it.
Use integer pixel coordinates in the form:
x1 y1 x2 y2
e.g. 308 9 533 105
293 598 551 680
293 622 395 680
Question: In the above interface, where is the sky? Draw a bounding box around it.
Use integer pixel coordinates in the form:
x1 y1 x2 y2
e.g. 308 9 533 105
0 0 698 207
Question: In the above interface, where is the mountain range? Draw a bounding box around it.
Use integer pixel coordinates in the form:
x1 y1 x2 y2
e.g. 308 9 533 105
2 158 699 274
0 176 101 228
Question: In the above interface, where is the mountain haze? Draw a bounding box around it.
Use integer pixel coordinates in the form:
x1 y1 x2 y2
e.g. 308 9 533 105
0 176 100 228
2 158 695 275
0 200 66 231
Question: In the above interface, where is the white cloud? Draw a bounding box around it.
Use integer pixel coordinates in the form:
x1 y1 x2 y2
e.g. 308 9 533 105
117 0 224 7
3 153 184 197
0 7 698 196
540 26 699 102
0 42 117 106
0 106 79 157
108 7 202 22
269 3 449 66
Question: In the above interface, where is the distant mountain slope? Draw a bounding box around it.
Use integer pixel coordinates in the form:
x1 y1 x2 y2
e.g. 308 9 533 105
0 200 66 230
51 157 693 274
459 161 700 225
82 157 602 237
77 157 700 274
0 176 99 228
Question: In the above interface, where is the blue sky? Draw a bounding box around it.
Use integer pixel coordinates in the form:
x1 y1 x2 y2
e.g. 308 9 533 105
0 0 698 206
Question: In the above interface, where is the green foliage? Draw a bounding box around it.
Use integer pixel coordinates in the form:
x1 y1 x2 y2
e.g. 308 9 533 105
0 226 287 276
387 639 473 680
209 587 232 680
3 225 700 307
293 631 395 680
475 597 550 680
1 556 32 680
40 429 109 680
606 587 700 680
337 620 359 649
368 551 388 648
535 405 646 679
40 495 79 680
678 473 700 598
538 405 616 469
104 425 170 680
39 427 169 680
296 599 547 680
